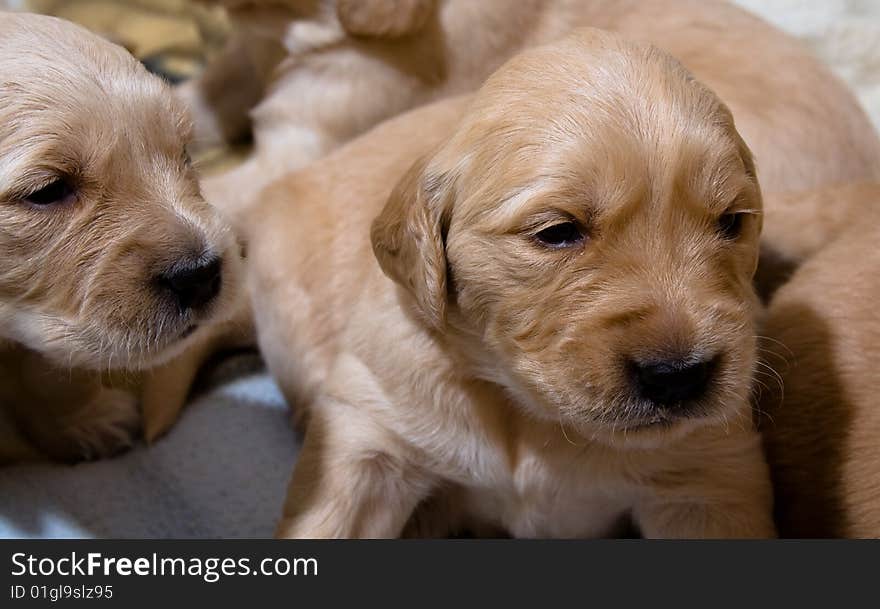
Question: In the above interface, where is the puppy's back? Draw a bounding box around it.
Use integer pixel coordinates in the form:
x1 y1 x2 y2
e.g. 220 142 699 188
760 185 880 537
242 96 471 405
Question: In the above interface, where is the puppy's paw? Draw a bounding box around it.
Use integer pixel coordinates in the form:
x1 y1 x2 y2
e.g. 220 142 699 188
57 387 141 462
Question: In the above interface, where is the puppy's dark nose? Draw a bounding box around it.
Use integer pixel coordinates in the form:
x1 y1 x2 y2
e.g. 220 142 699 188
160 256 222 312
630 356 717 407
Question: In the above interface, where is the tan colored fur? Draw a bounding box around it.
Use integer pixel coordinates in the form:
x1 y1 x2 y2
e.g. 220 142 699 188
0 13 243 463
188 0 880 217
759 184 880 538
245 30 776 538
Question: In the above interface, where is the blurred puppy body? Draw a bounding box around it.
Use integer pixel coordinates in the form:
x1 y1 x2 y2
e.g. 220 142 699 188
755 183 880 295
0 13 243 462
189 0 880 213
248 29 775 538
759 184 880 538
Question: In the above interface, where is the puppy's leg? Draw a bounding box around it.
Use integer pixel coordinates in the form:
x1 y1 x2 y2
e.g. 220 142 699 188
633 432 776 538
0 405 42 464
141 301 255 443
47 386 140 462
276 398 434 538
139 336 214 444
0 347 139 462
635 495 776 538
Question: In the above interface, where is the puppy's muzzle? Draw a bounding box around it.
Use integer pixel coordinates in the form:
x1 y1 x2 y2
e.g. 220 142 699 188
157 254 223 314
628 354 719 411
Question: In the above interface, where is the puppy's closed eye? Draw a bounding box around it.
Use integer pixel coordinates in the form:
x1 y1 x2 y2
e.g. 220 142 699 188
534 220 586 249
717 211 746 241
24 177 77 207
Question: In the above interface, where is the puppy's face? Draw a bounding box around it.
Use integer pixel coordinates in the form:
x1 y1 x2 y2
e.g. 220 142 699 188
0 14 241 370
373 31 762 445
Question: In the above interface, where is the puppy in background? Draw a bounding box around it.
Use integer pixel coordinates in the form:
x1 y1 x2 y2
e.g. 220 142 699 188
758 184 880 538
0 13 243 463
246 29 775 538
184 0 880 215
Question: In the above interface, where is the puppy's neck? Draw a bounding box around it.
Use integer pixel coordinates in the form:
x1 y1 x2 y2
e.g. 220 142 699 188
436 309 550 422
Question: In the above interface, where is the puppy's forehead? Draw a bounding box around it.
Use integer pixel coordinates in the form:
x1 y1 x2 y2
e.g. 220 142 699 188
445 30 748 222
0 14 188 152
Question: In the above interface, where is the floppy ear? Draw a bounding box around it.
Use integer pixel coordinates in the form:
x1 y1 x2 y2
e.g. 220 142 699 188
371 155 450 330
336 0 434 38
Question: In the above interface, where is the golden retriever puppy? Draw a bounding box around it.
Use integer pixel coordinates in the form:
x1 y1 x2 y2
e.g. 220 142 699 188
189 0 880 213
758 184 880 538
245 29 775 538
0 13 242 463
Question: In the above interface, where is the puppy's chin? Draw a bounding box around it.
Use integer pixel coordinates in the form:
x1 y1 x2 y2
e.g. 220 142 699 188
504 379 746 450
573 410 728 450
0 257 242 372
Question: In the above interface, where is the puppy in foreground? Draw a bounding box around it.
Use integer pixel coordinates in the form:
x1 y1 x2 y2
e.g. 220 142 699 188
0 13 242 463
759 184 880 538
248 29 775 538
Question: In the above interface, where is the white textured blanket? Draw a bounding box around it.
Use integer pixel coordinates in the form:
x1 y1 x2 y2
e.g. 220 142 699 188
0 364 299 538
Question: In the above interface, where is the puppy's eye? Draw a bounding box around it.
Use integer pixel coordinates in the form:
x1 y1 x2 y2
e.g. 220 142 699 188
182 149 192 168
24 178 76 207
718 212 745 240
534 222 585 248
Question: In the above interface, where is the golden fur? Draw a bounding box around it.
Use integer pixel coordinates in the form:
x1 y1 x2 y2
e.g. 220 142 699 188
759 184 880 538
0 13 243 462
244 29 776 538
188 0 880 214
